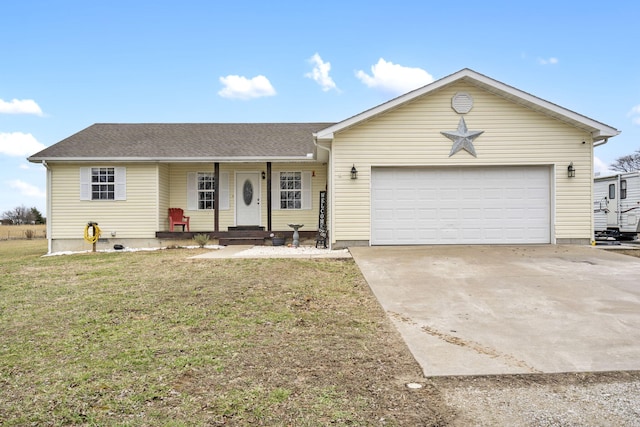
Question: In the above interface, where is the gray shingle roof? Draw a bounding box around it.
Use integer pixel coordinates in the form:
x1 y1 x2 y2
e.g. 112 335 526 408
29 123 335 162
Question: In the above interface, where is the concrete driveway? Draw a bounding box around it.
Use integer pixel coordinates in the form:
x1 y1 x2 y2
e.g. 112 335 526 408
350 245 640 377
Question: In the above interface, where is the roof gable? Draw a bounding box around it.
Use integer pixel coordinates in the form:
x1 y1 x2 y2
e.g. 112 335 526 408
314 68 619 144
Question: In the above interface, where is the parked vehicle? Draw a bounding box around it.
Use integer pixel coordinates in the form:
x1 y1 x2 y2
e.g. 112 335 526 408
594 172 640 241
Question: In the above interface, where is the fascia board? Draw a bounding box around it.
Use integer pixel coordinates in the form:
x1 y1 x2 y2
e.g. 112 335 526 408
28 156 317 163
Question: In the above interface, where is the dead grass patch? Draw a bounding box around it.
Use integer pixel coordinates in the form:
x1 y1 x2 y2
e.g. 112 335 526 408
0 224 46 240
0 240 451 426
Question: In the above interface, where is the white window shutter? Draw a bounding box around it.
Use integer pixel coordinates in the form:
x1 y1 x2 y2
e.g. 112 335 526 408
114 167 126 200
80 167 91 200
187 172 197 210
271 172 280 210
302 171 312 210
219 172 229 210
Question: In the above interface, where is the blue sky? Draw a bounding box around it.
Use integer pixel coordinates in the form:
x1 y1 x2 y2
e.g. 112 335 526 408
1 0 639 216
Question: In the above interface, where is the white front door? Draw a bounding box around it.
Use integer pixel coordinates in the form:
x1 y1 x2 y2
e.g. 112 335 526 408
236 172 261 225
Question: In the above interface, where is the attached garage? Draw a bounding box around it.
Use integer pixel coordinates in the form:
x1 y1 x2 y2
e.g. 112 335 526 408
314 69 621 247
371 166 551 245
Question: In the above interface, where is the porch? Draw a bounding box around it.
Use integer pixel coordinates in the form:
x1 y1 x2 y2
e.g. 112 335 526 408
156 227 319 246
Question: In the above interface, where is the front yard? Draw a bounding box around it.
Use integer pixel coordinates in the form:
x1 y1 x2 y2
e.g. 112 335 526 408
0 240 450 426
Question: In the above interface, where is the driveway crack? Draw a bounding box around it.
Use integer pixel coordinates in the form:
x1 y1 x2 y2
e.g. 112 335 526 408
389 311 541 374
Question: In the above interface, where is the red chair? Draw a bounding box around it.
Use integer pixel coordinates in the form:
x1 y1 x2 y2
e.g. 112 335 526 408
169 208 190 232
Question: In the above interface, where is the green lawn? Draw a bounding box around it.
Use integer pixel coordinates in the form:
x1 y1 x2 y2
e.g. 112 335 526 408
0 240 448 426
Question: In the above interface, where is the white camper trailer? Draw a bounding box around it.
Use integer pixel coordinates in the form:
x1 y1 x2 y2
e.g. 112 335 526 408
594 172 640 241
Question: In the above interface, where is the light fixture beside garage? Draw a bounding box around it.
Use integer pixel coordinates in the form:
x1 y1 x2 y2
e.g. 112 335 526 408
351 164 358 179
568 162 576 178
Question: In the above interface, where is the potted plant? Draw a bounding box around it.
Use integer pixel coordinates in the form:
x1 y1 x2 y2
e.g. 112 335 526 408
270 232 285 246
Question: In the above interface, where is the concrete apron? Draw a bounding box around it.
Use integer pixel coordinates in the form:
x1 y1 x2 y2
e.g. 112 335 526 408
350 245 640 377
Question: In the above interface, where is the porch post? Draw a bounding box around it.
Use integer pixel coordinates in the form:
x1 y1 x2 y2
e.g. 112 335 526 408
267 162 272 231
214 162 219 232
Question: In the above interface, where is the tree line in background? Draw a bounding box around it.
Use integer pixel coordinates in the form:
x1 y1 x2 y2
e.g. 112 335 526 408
1 205 46 225
610 149 640 172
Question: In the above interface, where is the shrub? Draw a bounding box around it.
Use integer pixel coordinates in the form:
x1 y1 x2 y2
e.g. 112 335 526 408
24 229 36 240
193 233 210 248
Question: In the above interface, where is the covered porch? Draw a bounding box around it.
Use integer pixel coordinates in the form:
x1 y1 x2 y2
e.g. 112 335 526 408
158 160 328 246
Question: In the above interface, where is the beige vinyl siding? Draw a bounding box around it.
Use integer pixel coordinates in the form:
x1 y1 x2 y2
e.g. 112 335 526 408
49 163 159 239
158 163 170 230
332 81 593 243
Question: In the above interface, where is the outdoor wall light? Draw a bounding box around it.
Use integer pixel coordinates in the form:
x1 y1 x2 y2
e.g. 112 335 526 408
261 171 266 179
568 162 576 178
351 164 358 180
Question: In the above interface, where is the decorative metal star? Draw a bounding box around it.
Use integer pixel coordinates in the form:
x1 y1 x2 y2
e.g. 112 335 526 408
441 117 484 157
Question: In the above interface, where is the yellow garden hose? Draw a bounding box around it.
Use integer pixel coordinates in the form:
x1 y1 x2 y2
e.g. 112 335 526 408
84 222 101 244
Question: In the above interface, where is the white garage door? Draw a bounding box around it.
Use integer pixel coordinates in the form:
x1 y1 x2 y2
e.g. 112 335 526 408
371 166 551 245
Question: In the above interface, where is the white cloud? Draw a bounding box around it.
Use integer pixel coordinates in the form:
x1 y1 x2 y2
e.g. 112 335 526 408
355 58 434 95
0 132 46 157
305 53 338 92
594 156 616 177
538 57 559 65
218 75 276 100
8 179 46 198
0 98 43 116
628 104 640 125
19 164 30 170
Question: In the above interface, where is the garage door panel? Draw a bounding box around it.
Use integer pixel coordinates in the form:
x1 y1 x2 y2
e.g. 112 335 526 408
371 167 551 245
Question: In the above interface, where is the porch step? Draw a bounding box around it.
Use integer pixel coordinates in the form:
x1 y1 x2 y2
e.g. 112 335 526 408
219 237 265 246
222 226 268 245
228 226 265 231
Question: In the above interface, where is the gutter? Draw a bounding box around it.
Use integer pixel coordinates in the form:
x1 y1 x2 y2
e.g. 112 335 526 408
28 156 317 163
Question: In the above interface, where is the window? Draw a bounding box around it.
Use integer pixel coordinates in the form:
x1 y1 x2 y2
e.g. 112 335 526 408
197 172 215 209
80 167 126 201
609 183 616 200
621 180 627 199
280 171 302 209
91 167 115 200
271 171 311 210
186 171 229 211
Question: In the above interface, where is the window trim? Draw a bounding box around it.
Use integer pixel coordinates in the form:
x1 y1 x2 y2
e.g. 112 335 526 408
608 183 616 200
621 180 627 199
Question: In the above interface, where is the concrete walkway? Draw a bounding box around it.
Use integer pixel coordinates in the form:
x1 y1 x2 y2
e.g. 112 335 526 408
350 245 640 377
190 245 352 259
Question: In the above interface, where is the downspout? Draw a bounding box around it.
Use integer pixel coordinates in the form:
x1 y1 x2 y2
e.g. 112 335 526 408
314 137 332 249
267 162 272 231
214 162 220 232
42 161 52 254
